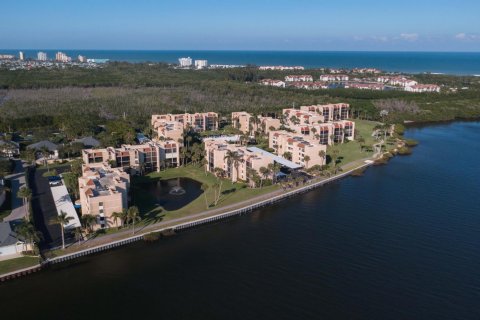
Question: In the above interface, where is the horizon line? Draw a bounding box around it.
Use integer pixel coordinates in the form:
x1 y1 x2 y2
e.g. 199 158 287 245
1 49 480 54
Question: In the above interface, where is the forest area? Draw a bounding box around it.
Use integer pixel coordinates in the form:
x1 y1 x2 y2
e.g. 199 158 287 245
1 63 480 140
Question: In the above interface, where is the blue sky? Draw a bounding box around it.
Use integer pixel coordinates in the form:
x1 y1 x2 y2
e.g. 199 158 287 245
1 0 479 51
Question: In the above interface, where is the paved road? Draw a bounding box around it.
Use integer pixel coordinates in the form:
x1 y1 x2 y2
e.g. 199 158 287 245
4 160 28 222
29 166 74 249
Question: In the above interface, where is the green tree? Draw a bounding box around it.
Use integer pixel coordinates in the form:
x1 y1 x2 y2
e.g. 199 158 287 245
81 214 97 234
224 150 244 182
127 206 141 235
17 186 32 221
50 211 74 249
200 184 209 209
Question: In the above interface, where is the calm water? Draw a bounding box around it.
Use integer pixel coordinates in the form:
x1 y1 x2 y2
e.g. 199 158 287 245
3 50 480 75
1 121 480 319
143 177 202 211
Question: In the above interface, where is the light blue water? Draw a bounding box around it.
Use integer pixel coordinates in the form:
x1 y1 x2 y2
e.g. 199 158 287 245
2 50 480 75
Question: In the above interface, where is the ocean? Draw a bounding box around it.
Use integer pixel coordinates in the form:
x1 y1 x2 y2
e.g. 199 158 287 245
2 50 480 75
1 121 479 320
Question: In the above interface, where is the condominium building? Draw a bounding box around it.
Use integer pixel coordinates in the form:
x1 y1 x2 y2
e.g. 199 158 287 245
231 112 281 134
78 55 87 63
152 119 184 142
288 120 355 145
18 51 24 61
37 51 47 61
285 75 313 82
405 84 441 93
282 108 325 126
78 164 130 229
82 141 180 172
298 103 350 122
178 57 193 67
269 131 327 169
195 60 208 69
151 112 219 134
204 139 273 183
260 79 286 87
319 74 349 82
55 51 70 62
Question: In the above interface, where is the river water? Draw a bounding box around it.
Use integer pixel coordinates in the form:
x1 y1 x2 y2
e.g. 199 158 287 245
1 121 480 319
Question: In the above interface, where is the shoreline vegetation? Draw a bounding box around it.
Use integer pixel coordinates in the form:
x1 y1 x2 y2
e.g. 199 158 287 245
1 119 412 278
0 61 472 278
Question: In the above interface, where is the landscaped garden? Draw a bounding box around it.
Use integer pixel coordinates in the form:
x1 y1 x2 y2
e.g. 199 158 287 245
132 165 279 225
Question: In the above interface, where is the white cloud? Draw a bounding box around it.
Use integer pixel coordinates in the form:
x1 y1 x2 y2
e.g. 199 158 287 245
400 33 419 41
455 33 480 41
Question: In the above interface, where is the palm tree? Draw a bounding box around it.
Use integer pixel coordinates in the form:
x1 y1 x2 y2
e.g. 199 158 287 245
15 219 42 253
200 184 209 209
111 211 124 228
304 155 311 168
17 186 32 221
331 148 340 168
50 211 74 249
73 227 83 245
81 214 97 234
259 166 270 188
224 150 244 182
283 151 292 161
318 150 327 166
127 206 141 235
268 162 282 184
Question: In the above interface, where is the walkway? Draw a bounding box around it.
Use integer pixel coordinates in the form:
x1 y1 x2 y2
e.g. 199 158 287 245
58 157 378 253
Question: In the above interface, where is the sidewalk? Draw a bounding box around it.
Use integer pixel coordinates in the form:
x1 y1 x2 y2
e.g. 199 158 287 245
58 157 377 253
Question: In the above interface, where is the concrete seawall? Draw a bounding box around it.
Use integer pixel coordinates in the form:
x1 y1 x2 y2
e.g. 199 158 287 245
1 160 373 282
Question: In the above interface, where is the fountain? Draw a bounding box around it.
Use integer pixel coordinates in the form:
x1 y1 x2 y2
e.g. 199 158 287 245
169 185 186 196
169 179 186 195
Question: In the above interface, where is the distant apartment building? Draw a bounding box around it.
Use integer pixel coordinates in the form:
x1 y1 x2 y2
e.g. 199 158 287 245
55 51 70 62
151 112 219 136
289 120 355 145
285 75 313 82
204 139 274 183
287 81 328 90
78 164 130 229
195 60 208 69
0 54 15 60
319 74 349 82
260 79 286 87
82 141 180 172
298 103 350 122
269 131 327 169
405 84 441 93
259 66 304 71
231 112 281 134
345 83 385 91
78 55 87 63
283 108 325 126
37 51 47 61
388 77 418 87
18 51 24 61
178 57 193 67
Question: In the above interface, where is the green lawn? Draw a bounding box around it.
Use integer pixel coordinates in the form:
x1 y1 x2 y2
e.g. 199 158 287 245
132 165 279 225
327 119 379 166
0 256 40 275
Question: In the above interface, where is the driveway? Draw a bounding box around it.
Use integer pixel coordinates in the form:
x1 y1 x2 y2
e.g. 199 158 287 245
4 160 28 222
29 165 74 250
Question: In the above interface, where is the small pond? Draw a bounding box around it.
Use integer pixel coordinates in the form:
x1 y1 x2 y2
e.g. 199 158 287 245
143 177 203 211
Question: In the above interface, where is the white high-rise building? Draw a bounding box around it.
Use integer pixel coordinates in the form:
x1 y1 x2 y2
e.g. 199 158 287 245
78 55 87 63
37 51 48 61
55 51 70 62
195 59 208 69
178 57 192 67
18 51 24 61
